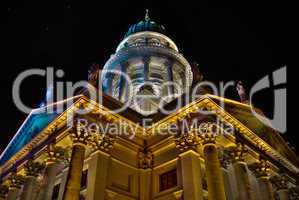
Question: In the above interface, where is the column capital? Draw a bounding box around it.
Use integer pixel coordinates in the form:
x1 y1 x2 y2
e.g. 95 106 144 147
89 134 115 153
271 174 289 190
218 148 231 169
199 133 217 145
138 149 153 169
197 122 220 145
45 144 68 165
175 133 200 152
249 159 271 178
8 174 25 189
69 120 93 146
24 160 44 177
227 143 248 163
289 187 299 199
0 185 8 198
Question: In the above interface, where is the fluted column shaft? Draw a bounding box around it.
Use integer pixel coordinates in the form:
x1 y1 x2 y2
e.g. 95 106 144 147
143 56 150 81
37 162 60 200
63 144 86 200
7 174 24 200
233 161 253 200
203 143 226 200
118 62 128 100
57 169 68 200
229 143 253 200
221 168 234 200
6 187 20 200
20 176 38 200
251 159 274 200
20 160 44 200
277 189 289 200
258 176 274 200
165 59 174 95
0 185 8 200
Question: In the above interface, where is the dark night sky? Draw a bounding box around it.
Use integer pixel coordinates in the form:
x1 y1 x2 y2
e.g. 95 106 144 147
2 1 295 152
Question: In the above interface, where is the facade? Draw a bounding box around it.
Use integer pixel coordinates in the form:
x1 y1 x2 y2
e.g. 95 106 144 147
0 12 299 200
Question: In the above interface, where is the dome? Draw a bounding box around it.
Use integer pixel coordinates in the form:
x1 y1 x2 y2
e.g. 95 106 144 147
101 10 194 116
124 10 166 38
124 20 166 38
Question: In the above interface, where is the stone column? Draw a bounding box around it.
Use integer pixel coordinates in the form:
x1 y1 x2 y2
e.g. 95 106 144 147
175 133 203 200
277 189 289 200
37 145 68 200
228 143 253 200
63 120 92 200
198 124 226 200
289 187 299 199
6 174 24 200
143 56 150 81
0 185 8 200
118 62 128 101
57 168 68 200
87 134 115 200
250 159 274 200
164 59 174 95
20 160 44 200
218 149 234 200
271 175 289 200
106 73 113 95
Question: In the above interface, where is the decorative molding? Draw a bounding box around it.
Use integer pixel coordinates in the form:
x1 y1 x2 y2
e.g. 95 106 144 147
196 122 219 145
8 174 25 189
227 143 248 163
24 160 44 177
249 159 271 178
1 95 298 181
271 174 289 190
174 133 200 152
89 134 116 153
45 144 68 165
69 119 93 146
0 185 8 198
289 187 299 200
138 149 153 169
218 147 231 169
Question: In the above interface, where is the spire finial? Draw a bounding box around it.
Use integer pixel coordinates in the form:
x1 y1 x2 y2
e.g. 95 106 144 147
145 9 150 21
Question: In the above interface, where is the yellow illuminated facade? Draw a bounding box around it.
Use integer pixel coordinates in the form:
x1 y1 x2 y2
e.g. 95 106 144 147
0 14 299 200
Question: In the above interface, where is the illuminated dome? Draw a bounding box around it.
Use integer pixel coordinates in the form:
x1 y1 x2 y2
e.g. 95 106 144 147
124 14 166 38
101 11 193 115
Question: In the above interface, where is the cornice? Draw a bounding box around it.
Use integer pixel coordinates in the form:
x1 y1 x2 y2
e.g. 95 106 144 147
1 94 298 178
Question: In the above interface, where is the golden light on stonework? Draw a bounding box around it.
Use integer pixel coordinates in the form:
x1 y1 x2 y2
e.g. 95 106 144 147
0 14 297 200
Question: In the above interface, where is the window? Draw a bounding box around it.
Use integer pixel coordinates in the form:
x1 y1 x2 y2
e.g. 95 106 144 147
51 184 60 200
159 169 177 192
81 169 88 190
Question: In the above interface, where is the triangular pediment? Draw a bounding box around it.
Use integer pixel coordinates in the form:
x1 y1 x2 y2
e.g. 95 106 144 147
1 94 298 176
0 96 82 165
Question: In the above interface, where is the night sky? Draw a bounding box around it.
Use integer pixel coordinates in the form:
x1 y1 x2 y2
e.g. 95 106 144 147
2 1 294 152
